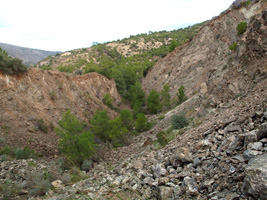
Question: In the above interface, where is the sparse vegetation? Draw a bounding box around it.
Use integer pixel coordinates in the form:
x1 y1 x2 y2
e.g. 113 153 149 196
171 113 189 129
229 42 238 51
177 85 187 105
103 93 113 108
37 22 205 107
0 47 27 75
36 119 48 133
236 22 248 35
0 146 37 159
156 131 168 147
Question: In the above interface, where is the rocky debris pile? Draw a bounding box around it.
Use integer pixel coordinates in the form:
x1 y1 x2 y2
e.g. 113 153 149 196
34 101 267 200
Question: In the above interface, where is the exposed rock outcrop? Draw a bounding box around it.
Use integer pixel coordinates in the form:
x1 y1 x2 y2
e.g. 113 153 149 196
0 69 121 156
142 2 267 104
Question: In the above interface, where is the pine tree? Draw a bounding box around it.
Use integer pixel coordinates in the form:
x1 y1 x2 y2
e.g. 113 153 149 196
161 84 171 111
56 110 96 165
147 89 162 114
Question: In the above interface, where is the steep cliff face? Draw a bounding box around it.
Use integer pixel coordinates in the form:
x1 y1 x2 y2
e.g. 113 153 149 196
0 69 121 156
142 2 267 104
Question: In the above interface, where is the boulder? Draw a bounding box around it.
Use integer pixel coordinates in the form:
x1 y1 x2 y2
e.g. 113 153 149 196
243 153 267 200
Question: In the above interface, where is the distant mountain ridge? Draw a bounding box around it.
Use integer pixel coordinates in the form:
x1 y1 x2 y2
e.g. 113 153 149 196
0 42 61 66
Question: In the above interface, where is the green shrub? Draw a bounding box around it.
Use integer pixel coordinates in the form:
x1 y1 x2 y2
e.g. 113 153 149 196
14 147 34 159
56 110 96 166
161 84 171 111
171 113 188 129
156 131 168 147
236 22 247 35
135 113 151 132
229 42 238 51
103 93 113 108
37 119 48 133
169 39 179 52
81 159 93 171
108 117 130 147
90 109 110 141
0 48 27 75
58 65 76 73
0 146 11 155
0 180 20 198
119 109 134 131
40 65 51 70
26 171 52 197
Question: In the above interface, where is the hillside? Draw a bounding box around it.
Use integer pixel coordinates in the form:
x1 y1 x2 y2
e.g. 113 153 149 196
0 42 61 66
36 22 204 97
0 69 121 156
0 1 267 200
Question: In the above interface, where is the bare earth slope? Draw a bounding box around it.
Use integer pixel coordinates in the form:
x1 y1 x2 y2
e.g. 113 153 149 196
0 69 121 156
142 2 267 102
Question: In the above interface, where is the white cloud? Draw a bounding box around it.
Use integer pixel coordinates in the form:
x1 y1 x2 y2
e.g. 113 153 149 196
0 0 233 51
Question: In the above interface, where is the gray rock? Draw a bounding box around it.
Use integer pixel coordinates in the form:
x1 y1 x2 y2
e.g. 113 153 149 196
158 177 170 186
247 142 263 151
243 153 267 200
193 157 201 168
229 165 236 174
159 186 174 200
225 192 239 200
241 130 259 147
243 150 262 161
143 177 155 186
258 122 267 140
224 124 242 133
173 185 182 198
171 147 193 167
151 164 168 178
183 176 198 194
132 160 144 170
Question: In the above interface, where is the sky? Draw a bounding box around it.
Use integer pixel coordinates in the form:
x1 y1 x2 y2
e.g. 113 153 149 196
0 0 234 52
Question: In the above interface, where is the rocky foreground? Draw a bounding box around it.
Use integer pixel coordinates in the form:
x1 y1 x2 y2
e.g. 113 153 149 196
1 85 266 199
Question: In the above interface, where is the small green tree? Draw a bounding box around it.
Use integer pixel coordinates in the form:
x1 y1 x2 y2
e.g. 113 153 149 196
135 113 151 132
103 93 113 108
229 42 238 51
90 110 110 142
171 113 188 129
161 84 171 111
126 82 146 108
0 48 27 75
56 110 96 165
133 101 144 118
236 22 247 35
108 117 129 147
169 39 179 52
177 85 186 105
119 109 134 131
147 89 162 114
111 69 127 96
